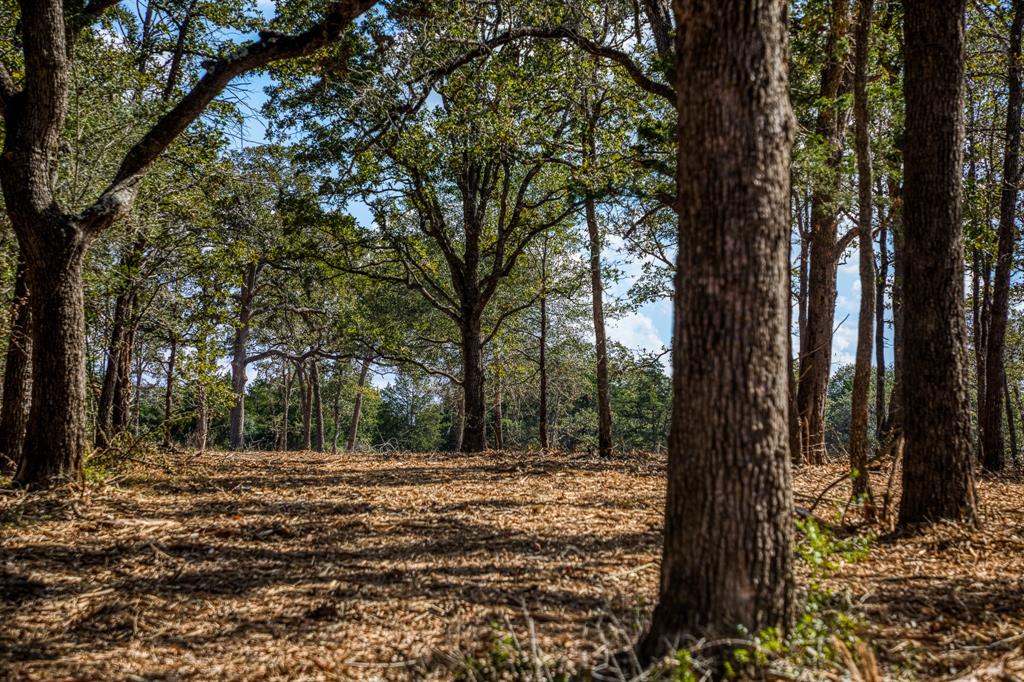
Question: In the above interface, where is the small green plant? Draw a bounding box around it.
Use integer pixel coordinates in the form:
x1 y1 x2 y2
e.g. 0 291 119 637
457 619 577 682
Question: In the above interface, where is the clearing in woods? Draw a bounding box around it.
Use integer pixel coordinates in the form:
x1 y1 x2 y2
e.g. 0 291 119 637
1 451 1023 680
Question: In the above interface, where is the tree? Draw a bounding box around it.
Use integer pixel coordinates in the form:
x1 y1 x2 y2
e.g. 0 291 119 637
898 0 978 525
796 0 854 465
980 0 1024 472
0 0 377 486
849 0 877 515
638 0 794 661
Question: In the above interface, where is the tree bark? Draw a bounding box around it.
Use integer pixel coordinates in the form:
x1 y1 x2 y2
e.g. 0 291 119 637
492 369 504 450
453 389 465 453
898 0 978 526
346 357 371 452
584 194 613 457
1004 364 1018 464
539 289 549 451
296 361 312 450
980 0 1023 473
163 335 176 448
797 0 852 465
638 0 795 661
278 361 291 451
228 262 258 450
460 322 487 452
311 359 325 452
849 0 876 514
95 288 136 448
0 257 32 472
875 197 888 435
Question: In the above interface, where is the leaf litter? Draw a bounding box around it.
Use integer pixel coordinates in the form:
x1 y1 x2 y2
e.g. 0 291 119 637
0 451 1021 680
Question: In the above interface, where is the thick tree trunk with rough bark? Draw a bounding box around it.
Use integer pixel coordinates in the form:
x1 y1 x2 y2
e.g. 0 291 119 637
638 0 795 661
460 321 487 452
898 0 978 526
797 0 852 465
13 233 90 486
0 258 32 472
849 0 876 514
981 0 1023 473
584 194 613 457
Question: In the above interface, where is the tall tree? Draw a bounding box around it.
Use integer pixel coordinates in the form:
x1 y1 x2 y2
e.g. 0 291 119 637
0 0 376 486
638 0 794 661
796 0 853 464
981 0 1024 472
898 0 978 525
849 0 877 514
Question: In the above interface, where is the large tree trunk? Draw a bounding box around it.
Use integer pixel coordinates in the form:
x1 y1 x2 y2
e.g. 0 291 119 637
980 0 1023 473
460 322 487 452
1005 365 1018 464
638 0 794 661
311 360 325 452
0 257 32 472
797 0 852 465
584 194 613 457
15 236 90 486
849 0 876 514
347 357 371 452
898 0 978 526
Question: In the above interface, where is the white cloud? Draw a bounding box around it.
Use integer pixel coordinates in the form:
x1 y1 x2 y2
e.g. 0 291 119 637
608 312 666 354
831 322 855 367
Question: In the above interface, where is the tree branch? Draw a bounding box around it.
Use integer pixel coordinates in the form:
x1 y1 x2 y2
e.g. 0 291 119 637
79 0 377 234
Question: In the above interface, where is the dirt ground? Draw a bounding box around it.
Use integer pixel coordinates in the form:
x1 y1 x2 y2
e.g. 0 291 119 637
1 451 1022 681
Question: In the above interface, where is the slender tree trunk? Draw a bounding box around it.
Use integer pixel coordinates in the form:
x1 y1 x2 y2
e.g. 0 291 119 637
898 0 978 526
539 290 549 451
638 0 794 660
492 370 504 450
1004 365 1018 464
849 0 877 515
331 370 342 455
460 321 487 452
229 262 257 450
112 304 136 436
584 194 613 457
163 335 176 448
279 361 291 451
311 359 324 452
95 292 131 448
0 257 32 472
346 357 371 452
875 204 888 435
195 385 208 453
297 361 312 450
453 389 465 453
797 0 852 465
981 0 1023 473
885 175 905 440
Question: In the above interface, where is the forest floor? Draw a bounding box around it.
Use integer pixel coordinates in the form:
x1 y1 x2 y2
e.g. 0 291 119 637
1 450 1023 681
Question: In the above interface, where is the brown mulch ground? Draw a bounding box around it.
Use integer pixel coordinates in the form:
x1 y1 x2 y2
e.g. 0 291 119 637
1 450 1022 681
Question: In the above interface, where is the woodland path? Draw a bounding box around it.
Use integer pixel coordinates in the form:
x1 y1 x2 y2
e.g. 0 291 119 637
1 451 1023 680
